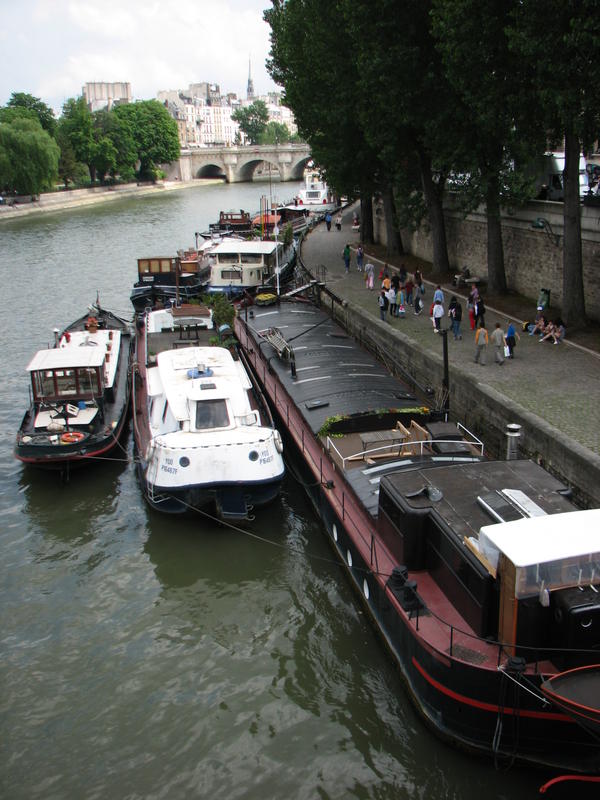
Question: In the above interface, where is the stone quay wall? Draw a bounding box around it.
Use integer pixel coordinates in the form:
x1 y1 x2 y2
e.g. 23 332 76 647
322 293 600 509
376 198 600 321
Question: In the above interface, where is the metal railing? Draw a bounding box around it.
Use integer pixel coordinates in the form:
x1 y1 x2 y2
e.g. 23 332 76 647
326 423 484 471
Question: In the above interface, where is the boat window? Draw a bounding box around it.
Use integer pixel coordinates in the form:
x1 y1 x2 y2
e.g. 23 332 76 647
77 367 101 395
221 270 242 281
162 401 168 422
240 254 263 264
195 399 230 430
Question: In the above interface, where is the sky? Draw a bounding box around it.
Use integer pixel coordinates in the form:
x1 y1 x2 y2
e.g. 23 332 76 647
0 0 280 115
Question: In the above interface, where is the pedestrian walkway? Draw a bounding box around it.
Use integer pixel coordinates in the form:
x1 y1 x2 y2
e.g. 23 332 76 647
300 205 600 457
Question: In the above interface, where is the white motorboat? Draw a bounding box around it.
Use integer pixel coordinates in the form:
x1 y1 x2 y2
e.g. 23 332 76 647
132 304 284 519
290 169 336 210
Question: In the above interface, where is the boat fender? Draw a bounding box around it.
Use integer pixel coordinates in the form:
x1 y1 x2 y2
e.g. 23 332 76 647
60 431 85 444
273 430 283 454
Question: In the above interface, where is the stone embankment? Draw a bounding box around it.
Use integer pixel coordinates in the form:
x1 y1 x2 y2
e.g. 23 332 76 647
0 179 218 221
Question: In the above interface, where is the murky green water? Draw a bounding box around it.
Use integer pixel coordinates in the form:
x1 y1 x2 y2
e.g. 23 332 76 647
0 183 541 798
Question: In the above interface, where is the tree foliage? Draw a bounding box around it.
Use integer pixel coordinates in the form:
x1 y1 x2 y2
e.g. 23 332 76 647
0 116 59 194
114 100 180 179
7 92 56 136
259 120 291 145
232 100 270 144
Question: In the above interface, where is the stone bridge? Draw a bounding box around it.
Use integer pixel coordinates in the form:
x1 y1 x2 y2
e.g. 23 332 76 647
167 143 312 183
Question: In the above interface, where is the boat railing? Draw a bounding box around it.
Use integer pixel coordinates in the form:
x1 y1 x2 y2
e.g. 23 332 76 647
401 579 600 671
326 426 484 471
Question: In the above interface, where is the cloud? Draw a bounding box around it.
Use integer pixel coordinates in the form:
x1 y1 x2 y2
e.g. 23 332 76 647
1 0 279 114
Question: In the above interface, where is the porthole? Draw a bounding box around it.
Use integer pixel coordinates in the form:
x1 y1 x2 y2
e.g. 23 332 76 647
179 456 190 468
332 523 338 542
249 450 259 461
347 549 353 568
363 579 370 600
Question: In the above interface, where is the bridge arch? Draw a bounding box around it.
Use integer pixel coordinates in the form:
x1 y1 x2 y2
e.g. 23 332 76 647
288 154 312 181
235 156 281 183
195 161 226 180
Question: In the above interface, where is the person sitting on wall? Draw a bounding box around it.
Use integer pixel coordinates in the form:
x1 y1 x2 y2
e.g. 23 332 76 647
530 314 547 336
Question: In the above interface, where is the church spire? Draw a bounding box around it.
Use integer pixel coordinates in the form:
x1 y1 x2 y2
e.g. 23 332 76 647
247 56 255 100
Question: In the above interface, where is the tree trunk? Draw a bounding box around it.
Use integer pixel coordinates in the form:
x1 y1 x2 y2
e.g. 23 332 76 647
382 185 403 256
485 176 507 294
360 194 374 244
419 150 450 277
562 130 586 328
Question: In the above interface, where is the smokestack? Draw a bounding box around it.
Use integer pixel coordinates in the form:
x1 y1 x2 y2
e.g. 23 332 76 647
505 423 522 460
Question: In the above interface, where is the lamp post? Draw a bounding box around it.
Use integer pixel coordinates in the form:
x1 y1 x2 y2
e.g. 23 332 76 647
441 328 449 420
274 224 280 297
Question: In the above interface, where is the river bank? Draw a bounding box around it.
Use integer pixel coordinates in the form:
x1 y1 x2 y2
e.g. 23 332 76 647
0 178 220 222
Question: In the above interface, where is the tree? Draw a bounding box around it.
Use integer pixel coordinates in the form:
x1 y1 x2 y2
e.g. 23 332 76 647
114 100 179 179
0 116 59 194
430 0 547 294
265 0 382 245
232 100 270 144
259 121 291 145
507 0 600 328
55 124 81 188
92 109 137 181
59 97 95 180
7 92 56 136
344 0 459 272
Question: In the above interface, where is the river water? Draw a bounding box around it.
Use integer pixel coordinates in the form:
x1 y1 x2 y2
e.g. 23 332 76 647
0 182 542 799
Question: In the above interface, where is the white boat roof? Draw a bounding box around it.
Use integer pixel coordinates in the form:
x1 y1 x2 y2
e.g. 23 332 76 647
211 240 279 255
155 346 251 422
479 508 600 567
27 336 107 371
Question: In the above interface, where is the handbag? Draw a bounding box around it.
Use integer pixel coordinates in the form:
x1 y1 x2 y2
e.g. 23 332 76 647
504 345 510 358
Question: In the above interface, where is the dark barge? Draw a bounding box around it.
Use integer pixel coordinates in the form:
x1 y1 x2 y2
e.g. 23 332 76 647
234 297 600 773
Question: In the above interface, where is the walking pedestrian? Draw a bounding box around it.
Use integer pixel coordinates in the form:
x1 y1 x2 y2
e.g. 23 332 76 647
474 324 488 365
433 299 445 333
335 213 342 231
387 285 397 317
505 320 520 358
365 261 375 290
325 212 332 232
415 269 424 297
343 243 351 273
414 292 423 315
490 322 505 365
448 296 463 340
405 276 414 305
378 289 388 321
474 295 486 330
433 285 444 305
356 244 364 271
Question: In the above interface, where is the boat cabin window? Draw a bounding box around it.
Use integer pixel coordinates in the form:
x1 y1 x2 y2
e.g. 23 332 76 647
32 367 102 400
195 399 230 430
138 258 173 275
221 270 242 281
240 253 263 265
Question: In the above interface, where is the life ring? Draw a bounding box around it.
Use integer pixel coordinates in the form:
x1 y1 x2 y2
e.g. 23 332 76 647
60 431 85 444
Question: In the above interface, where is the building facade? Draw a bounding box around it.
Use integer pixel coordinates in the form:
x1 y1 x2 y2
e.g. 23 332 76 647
82 82 132 112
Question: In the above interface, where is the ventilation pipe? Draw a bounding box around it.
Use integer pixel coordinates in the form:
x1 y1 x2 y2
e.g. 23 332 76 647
505 423 522 460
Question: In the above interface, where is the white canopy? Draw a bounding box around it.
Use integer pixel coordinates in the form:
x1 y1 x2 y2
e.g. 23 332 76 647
479 508 600 567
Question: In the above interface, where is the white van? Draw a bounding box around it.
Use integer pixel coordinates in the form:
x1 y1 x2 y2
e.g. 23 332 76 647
535 152 589 201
